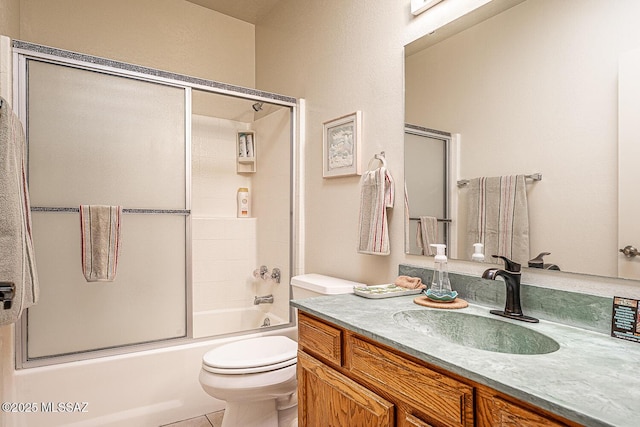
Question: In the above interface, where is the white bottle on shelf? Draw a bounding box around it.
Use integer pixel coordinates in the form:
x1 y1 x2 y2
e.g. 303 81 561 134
237 187 251 218
238 134 247 157
246 133 254 158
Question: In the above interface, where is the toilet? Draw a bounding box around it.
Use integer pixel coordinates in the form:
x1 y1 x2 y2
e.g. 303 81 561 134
198 274 360 427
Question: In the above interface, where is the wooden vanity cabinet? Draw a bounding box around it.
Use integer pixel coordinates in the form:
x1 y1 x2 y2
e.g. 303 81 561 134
297 312 582 427
297 351 394 426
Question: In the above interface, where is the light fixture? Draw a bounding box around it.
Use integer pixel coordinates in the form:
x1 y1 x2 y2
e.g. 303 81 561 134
411 0 444 16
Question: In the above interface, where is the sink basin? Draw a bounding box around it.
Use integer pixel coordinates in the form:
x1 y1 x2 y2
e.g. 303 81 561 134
392 310 560 355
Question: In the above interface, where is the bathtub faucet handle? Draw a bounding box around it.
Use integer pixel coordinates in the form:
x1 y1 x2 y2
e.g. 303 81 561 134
253 265 270 280
271 268 281 284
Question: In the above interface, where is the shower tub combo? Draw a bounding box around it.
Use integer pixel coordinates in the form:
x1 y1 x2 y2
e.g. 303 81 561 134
2 39 300 427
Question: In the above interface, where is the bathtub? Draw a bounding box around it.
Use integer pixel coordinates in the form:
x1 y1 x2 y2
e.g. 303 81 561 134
193 307 287 338
4 324 296 427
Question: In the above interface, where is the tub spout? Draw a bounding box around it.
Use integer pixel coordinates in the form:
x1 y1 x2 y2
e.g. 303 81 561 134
254 294 274 305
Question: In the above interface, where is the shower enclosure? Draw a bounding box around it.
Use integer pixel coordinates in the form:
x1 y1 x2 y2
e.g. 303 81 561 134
13 41 298 367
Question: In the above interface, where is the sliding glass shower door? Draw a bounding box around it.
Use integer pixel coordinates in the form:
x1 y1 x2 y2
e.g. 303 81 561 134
25 60 188 359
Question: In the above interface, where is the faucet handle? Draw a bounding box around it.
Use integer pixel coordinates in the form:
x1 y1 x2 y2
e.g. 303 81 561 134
491 255 521 272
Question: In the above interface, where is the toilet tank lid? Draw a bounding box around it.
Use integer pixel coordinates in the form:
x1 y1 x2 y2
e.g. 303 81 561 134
290 274 361 294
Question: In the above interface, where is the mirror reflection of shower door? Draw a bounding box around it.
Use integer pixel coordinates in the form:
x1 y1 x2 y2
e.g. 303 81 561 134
404 126 450 255
25 60 188 359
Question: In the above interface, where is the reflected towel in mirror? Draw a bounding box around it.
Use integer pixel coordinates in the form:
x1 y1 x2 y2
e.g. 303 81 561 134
466 175 529 264
416 216 438 256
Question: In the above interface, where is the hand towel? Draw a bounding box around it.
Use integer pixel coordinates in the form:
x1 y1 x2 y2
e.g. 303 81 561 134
394 275 426 290
416 216 438 256
80 205 122 282
466 175 529 264
357 166 395 255
0 96 40 326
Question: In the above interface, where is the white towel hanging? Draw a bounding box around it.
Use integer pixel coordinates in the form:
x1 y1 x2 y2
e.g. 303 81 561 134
357 152 395 255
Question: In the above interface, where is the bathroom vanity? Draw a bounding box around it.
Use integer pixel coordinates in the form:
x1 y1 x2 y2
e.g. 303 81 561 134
292 288 640 427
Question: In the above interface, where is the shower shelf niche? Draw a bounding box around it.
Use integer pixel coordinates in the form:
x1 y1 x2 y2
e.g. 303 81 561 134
237 131 256 173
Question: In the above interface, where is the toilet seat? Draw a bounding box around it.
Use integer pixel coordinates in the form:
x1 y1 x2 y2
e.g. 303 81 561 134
203 336 298 374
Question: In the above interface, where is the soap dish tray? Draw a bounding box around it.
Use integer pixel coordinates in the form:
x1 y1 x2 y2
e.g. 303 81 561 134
353 284 423 299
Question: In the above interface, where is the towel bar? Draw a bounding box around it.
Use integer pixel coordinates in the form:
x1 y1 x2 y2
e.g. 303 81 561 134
457 173 542 187
409 217 451 223
31 207 190 215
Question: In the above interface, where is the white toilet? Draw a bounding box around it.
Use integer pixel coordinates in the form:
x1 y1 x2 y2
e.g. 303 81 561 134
198 274 360 427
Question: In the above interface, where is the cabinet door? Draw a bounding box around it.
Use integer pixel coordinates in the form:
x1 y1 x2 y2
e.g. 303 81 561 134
298 351 394 427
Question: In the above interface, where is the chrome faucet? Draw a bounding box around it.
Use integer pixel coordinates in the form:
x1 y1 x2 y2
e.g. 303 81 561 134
254 294 274 305
482 255 539 323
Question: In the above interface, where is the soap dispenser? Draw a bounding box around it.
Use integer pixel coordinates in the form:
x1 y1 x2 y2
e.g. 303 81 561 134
472 243 485 262
425 244 458 302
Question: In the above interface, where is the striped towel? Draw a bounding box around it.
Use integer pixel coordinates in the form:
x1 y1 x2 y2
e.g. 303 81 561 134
416 216 438 256
80 205 122 282
357 166 395 255
466 175 529 264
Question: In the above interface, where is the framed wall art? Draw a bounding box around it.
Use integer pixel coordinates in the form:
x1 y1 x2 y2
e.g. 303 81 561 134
322 111 362 178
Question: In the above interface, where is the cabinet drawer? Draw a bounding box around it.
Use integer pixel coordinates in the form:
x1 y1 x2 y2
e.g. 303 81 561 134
403 412 435 427
491 395 570 427
298 313 343 366
347 335 474 427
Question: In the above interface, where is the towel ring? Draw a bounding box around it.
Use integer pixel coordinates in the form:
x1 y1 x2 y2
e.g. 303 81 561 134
367 151 387 171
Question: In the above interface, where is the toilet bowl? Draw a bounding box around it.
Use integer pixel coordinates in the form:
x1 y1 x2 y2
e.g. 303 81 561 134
199 336 298 427
199 274 361 427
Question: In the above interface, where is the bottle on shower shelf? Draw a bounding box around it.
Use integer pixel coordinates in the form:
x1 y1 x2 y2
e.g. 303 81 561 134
246 134 254 158
237 187 251 218
238 134 247 157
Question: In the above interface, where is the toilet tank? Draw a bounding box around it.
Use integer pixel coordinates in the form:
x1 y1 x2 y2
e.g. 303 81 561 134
291 274 362 299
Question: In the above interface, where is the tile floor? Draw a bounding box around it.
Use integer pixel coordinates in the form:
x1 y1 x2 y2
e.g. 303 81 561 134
161 410 224 427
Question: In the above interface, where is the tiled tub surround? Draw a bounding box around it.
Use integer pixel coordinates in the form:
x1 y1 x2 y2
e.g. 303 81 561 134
291 266 640 427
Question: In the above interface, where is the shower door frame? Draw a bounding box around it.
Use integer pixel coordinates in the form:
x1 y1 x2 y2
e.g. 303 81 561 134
12 41 300 368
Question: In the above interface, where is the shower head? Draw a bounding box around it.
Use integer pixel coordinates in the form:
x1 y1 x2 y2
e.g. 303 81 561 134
252 102 263 112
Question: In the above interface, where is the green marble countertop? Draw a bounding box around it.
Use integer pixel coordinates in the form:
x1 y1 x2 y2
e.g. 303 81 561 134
291 294 640 427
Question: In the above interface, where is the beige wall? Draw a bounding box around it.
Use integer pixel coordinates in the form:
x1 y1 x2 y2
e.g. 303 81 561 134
0 0 20 40
15 0 255 86
255 0 503 285
255 0 640 298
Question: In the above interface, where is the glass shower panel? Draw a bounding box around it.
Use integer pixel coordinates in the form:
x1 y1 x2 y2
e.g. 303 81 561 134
27 61 185 207
27 214 186 358
26 60 187 359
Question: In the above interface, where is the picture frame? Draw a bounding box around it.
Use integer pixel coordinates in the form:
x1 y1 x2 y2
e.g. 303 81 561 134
322 111 362 178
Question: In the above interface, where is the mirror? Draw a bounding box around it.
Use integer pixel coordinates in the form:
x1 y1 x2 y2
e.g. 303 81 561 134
404 0 640 278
